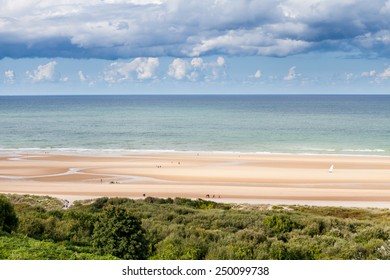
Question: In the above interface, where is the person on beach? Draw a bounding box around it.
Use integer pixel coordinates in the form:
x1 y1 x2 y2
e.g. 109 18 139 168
63 200 69 208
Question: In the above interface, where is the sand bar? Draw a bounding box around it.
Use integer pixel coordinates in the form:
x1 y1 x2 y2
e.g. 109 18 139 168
0 152 389 207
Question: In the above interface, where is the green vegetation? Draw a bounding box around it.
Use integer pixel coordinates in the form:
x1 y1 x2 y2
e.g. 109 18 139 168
0 195 19 233
1 194 390 260
92 206 148 259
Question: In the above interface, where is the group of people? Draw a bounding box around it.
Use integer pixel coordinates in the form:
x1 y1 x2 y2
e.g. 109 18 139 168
205 194 221 199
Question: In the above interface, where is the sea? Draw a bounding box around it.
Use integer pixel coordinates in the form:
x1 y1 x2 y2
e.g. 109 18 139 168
0 95 389 156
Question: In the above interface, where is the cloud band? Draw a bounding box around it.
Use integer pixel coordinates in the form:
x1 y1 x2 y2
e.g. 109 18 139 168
1 0 390 59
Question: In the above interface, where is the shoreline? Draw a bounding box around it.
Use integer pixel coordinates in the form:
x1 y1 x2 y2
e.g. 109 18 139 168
1 152 390 209
1 147 389 159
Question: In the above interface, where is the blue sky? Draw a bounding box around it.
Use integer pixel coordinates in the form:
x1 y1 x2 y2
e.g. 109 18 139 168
1 0 390 94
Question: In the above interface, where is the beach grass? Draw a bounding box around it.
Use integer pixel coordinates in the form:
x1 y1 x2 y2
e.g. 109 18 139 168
5 193 64 211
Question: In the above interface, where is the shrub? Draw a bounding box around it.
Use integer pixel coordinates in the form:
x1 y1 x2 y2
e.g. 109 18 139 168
18 217 45 239
304 219 327 237
0 195 18 233
91 197 109 211
355 227 389 244
92 206 148 259
65 210 96 245
145 197 173 204
263 214 301 234
235 229 267 244
269 240 288 259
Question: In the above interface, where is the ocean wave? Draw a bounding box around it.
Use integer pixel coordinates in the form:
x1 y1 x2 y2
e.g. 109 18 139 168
342 149 385 153
299 147 337 152
0 147 388 157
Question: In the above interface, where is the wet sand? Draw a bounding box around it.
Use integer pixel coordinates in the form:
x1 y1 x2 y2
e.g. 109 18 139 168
0 152 390 207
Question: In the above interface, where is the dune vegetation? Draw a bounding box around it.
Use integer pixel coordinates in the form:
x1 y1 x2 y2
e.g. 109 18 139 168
1 194 390 260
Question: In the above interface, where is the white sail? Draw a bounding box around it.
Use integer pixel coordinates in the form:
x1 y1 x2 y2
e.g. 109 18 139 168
328 165 334 173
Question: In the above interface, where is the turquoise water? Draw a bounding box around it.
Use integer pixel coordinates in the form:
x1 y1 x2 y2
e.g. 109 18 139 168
0 95 389 156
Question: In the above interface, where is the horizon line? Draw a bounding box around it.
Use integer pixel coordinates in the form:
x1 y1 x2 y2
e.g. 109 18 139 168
1 93 390 97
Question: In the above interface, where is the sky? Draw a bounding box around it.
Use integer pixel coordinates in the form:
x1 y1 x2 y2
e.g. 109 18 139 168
1 0 390 95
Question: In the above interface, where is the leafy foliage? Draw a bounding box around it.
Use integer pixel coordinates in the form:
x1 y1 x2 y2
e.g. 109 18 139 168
0 195 18 233
263 214 302 234
92 206 148 259
2 194 390 260
0 234 117 260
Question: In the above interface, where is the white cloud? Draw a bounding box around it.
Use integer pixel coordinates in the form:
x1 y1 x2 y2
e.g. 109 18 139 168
216 56 225 66
190 57 204 68
254 70 262 78
27 61 58 82
284 66 296 81
2 0 390 59
354 30 390 58
136 57 159 79
4 69 15 83
103 57 159 83
249 69 263 79
345 72 354 81
103 0 164 4
207 57 227 81
378 66 390 79
167 58 190 80
186 29 312 57
167 56 226 81
360 66 390 82
78 70 87 82
361 70 377 77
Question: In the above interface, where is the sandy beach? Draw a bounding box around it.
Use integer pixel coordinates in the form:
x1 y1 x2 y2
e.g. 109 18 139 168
0 152 390 207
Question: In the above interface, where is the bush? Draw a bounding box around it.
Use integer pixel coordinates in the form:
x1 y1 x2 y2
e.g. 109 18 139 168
92 206 148 259
263 214 301 234
145 197 173 204
174 198 231 210
18 216 45 239
5 194 390 260
235 229 266 244
304 219 327 237
0 234 118 260
269 240 288 259
65 210 96 245
0 195 18 233
91 197 109 211
355 227 389 244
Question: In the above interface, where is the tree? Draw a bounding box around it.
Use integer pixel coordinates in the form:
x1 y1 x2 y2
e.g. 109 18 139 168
92 206 148 259
0 195 18 233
